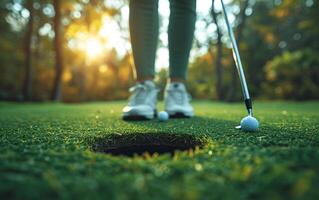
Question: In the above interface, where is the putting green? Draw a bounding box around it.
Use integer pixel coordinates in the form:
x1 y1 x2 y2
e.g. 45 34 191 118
0 101 319 199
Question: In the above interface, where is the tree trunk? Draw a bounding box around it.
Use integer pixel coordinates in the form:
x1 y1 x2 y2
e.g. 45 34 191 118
22 0 34 101
211 0 223 100
226 0 249 102
78 64 86 101
51 0 63 101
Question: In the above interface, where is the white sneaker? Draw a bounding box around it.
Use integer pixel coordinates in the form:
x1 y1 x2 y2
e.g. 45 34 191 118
122 80 158 120
164 82 194 117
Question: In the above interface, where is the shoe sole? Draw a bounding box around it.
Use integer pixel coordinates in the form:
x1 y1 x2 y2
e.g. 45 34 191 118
167 112 193 118
122 115 152 121
122 110 157 121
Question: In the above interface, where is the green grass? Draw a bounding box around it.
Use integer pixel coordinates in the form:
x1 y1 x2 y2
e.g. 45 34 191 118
1 101 319 200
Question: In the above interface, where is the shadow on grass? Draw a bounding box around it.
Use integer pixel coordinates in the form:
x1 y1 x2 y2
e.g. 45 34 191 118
88 116 302 157
121 116 303 148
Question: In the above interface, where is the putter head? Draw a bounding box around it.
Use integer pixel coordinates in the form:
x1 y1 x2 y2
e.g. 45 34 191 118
235 125 241 130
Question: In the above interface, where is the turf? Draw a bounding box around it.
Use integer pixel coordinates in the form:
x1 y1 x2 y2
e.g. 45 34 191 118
0 101 319 200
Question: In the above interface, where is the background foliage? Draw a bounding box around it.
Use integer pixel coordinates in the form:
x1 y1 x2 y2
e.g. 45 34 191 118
0 0 318 102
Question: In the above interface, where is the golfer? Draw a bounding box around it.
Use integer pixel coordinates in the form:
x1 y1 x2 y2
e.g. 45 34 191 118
123 0 196 120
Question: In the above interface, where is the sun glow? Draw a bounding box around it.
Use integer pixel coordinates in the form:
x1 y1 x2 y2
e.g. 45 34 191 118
99 64 108 73
69 14 128 61
85 37 104 59
99 15 121 50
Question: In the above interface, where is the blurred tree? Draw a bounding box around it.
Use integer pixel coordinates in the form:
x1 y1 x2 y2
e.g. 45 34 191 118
0 0 24 100
211 0 223 100
51 0 63 101
239 0 319 99
263 50 319 100
22 0 34 101
271 0 319 52
188 53 215 99
0 0 318 102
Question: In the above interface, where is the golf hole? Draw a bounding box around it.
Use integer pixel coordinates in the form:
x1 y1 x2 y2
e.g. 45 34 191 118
91 133 208 157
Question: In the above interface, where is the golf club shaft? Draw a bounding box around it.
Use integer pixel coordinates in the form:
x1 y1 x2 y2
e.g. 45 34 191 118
220 0 252 116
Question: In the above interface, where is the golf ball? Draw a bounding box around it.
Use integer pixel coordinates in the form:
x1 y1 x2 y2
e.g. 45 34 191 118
240 116 259 132
158 111 169 122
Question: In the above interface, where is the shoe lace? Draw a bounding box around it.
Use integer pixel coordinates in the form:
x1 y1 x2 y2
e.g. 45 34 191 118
128 84 148 105
168 89 192 105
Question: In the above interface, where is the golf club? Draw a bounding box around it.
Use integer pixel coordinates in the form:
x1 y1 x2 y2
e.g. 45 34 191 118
220 0 259 131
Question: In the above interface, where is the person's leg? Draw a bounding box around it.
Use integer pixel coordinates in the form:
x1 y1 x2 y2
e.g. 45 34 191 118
129 0 159 81
164 0 196 118
122 0 159 120
168 0 196 82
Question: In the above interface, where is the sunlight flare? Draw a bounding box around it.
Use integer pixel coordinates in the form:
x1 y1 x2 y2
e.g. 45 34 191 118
86 37 104 59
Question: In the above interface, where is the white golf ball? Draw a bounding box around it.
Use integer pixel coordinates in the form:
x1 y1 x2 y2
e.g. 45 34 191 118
240 116 259 132
158 111 169 122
